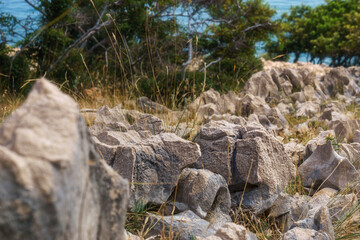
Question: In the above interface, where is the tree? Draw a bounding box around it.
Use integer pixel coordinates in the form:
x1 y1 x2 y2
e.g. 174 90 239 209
0 2 30 92
204 0 276 90
4 0 277 105
266 0 360 66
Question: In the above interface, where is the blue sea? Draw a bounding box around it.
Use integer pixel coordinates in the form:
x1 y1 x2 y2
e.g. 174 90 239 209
1 0 326 62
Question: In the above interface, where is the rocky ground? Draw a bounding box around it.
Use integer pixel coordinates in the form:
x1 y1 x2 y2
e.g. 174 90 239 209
0 60 360 240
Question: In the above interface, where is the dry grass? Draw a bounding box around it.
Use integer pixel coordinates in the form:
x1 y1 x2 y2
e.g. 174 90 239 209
0 90 24 123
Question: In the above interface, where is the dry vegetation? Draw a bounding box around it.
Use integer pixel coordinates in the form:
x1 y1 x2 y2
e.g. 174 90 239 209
1 2 360 239
1 78 360 239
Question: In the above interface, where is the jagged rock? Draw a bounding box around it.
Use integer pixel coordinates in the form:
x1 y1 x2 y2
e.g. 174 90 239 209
320 107 346 121
231 129 296 213
282 68 304 90
188 89 240 118
238 94 288 129
243 70 279 101
276 102 293 115
300 69 316 86
328 193 359 221
218 91 239 115
257 114 277 130
0 79 129 240
282 81 294 96
353 130 360 143
89 106 165 136
197 103 219 120
321 67 351 97
137 96 171 113
198 222 257 240
94 131 201 207
300 141 360 193
125 232 142 240
285 140 305 164
312 188 338 198
206 114 247 126
193 120 295 214
174 168 231 228
304 130 335 160
171 122 194 138
313 206 335 240
146 210 217 240
295 101 320 117
268 193 310 232
329 119 360 142
304 85 318 101
192 120 245 183
238 94 272 117
291 92 306 103
340 143 360 169
189 89 221 113
270 107 289 129
283 227 331 240
286 191 335 240
246 115 272 133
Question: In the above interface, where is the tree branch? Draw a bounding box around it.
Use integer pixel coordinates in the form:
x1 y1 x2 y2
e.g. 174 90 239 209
45 19 112 76
200 57 223 72
25 0 46 16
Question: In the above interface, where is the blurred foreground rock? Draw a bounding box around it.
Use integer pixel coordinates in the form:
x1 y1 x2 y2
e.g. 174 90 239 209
0 79 129 240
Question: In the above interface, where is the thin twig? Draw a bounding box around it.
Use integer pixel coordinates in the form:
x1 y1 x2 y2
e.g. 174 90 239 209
45 19 112 76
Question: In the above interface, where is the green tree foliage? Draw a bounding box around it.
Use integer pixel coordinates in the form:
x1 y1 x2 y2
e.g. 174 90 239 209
205 0 276 91
267 0 360 66
3 0 276 106
0 2 30 92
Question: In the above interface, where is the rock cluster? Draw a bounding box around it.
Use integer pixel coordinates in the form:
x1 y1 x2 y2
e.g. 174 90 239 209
1 59 360 240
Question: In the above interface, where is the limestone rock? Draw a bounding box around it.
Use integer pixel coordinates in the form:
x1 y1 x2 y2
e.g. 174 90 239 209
192 120 245 183
0 79 129 240
198 222 257 240
353 130 360 143
282 68 304 90
243 70 279 101
300 141 360 193
90 106 164 136
284 140 305 165
94 131 201 207
268 193 310 232
238 94 272 117
340 143 360 169
295 101 320 117
188 89 241 118
321 67 351 97
197 103 219 120
126 232 142 240
206 114 247 126
329 119 360 143
276 102 293 115
146 210 217 240
328 193 359 222
286 192 335 240
283 227 331 240
137 96 171 113
291 92 306 103
304 85 318 101
231 129 296 214
175 168 231 227
194 120 295 214
304 130 336 160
